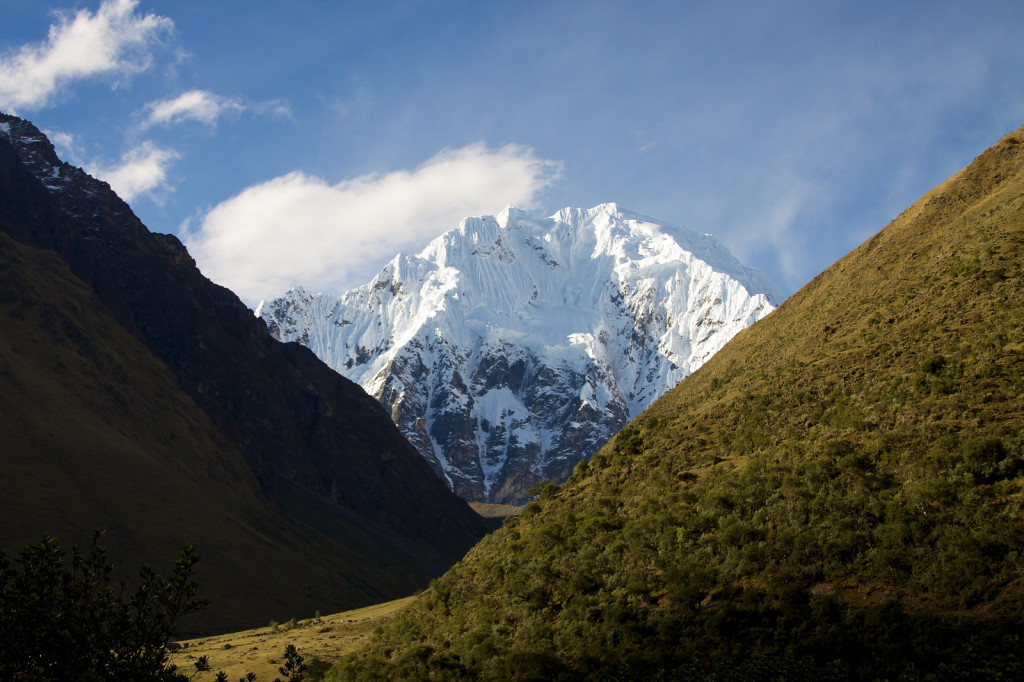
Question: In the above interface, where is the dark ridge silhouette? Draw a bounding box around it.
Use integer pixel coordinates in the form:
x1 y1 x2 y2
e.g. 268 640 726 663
0 112 488 635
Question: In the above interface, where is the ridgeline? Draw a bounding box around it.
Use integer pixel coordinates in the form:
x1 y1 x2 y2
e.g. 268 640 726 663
0 112 488 635
335 127 1024 680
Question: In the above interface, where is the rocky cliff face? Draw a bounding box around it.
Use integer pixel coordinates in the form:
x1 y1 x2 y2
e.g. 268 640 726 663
0 113 488 630
259 205 779 503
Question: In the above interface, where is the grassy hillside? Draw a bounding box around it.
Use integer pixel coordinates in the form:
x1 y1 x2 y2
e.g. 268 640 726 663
0 228 481 635
170 598 415 681
334 126 1024 679
0 113 488 635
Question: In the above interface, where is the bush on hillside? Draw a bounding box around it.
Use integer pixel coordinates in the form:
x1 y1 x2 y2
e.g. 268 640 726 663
0 532 207 681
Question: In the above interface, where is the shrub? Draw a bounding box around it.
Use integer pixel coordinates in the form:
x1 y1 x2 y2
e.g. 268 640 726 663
0 532 207 681
279 643 308 681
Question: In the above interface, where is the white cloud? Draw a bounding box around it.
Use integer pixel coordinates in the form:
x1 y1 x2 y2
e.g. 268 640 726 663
252 99 294 120
0 0 173 111
88 141 179 201
48 130 75 150
143 89 245 127
45 130 82 164
184 143 563 307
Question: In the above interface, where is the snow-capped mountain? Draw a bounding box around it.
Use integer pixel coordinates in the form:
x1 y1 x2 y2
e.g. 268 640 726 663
258 203 779 503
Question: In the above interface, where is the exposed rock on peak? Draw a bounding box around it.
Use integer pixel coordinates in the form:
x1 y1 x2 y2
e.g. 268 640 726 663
259 204 777 503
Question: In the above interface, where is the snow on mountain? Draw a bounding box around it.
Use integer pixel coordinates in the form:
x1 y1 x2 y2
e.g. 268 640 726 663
0 117 98 196
257 203 779 503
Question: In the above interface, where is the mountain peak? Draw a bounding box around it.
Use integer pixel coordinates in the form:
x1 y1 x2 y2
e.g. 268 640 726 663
338 122 1024 682
259 204 778 502
0 113 97 197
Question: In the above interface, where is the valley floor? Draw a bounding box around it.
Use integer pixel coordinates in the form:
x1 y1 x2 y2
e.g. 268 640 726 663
170 596 415 681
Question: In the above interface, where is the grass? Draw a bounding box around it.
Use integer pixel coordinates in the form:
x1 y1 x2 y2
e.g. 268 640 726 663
0 231 447 635
331 125 1024 680
170 597 415 681
1 114 490 636
467 502 523 519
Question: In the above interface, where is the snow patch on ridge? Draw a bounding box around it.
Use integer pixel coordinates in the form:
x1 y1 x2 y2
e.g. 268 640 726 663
258 203 778 503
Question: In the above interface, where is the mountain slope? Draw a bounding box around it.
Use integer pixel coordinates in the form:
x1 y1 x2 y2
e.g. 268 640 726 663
336 127 1024 679
259 205 777 503
0 113 488 634
0 230 424 636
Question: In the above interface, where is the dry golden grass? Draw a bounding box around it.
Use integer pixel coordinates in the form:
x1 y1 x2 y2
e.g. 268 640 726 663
170 597 415 681
467 501 523 519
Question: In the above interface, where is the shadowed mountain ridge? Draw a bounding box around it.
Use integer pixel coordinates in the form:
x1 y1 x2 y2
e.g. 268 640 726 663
0 112 488 634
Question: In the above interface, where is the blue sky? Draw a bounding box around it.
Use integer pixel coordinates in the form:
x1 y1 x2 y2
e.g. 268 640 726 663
2 0 1022 307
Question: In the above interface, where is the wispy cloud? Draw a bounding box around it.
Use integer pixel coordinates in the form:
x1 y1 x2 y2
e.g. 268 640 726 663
183 144 563 306
733 176 819 293
143 89 245 127
0 0 172 111
252 99 294 120
45 129 82 163
88 141 179 202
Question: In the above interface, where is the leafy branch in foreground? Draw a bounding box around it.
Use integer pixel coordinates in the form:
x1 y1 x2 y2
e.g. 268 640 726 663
0 532 208 681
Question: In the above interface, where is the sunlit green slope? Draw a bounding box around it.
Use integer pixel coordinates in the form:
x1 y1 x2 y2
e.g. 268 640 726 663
336 126 1024 680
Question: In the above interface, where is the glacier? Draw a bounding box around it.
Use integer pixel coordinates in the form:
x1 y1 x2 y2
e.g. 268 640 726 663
257 203 779 503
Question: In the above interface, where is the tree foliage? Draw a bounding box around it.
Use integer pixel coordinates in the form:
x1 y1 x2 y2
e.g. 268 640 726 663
0 532 207 681
279 643 308 681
